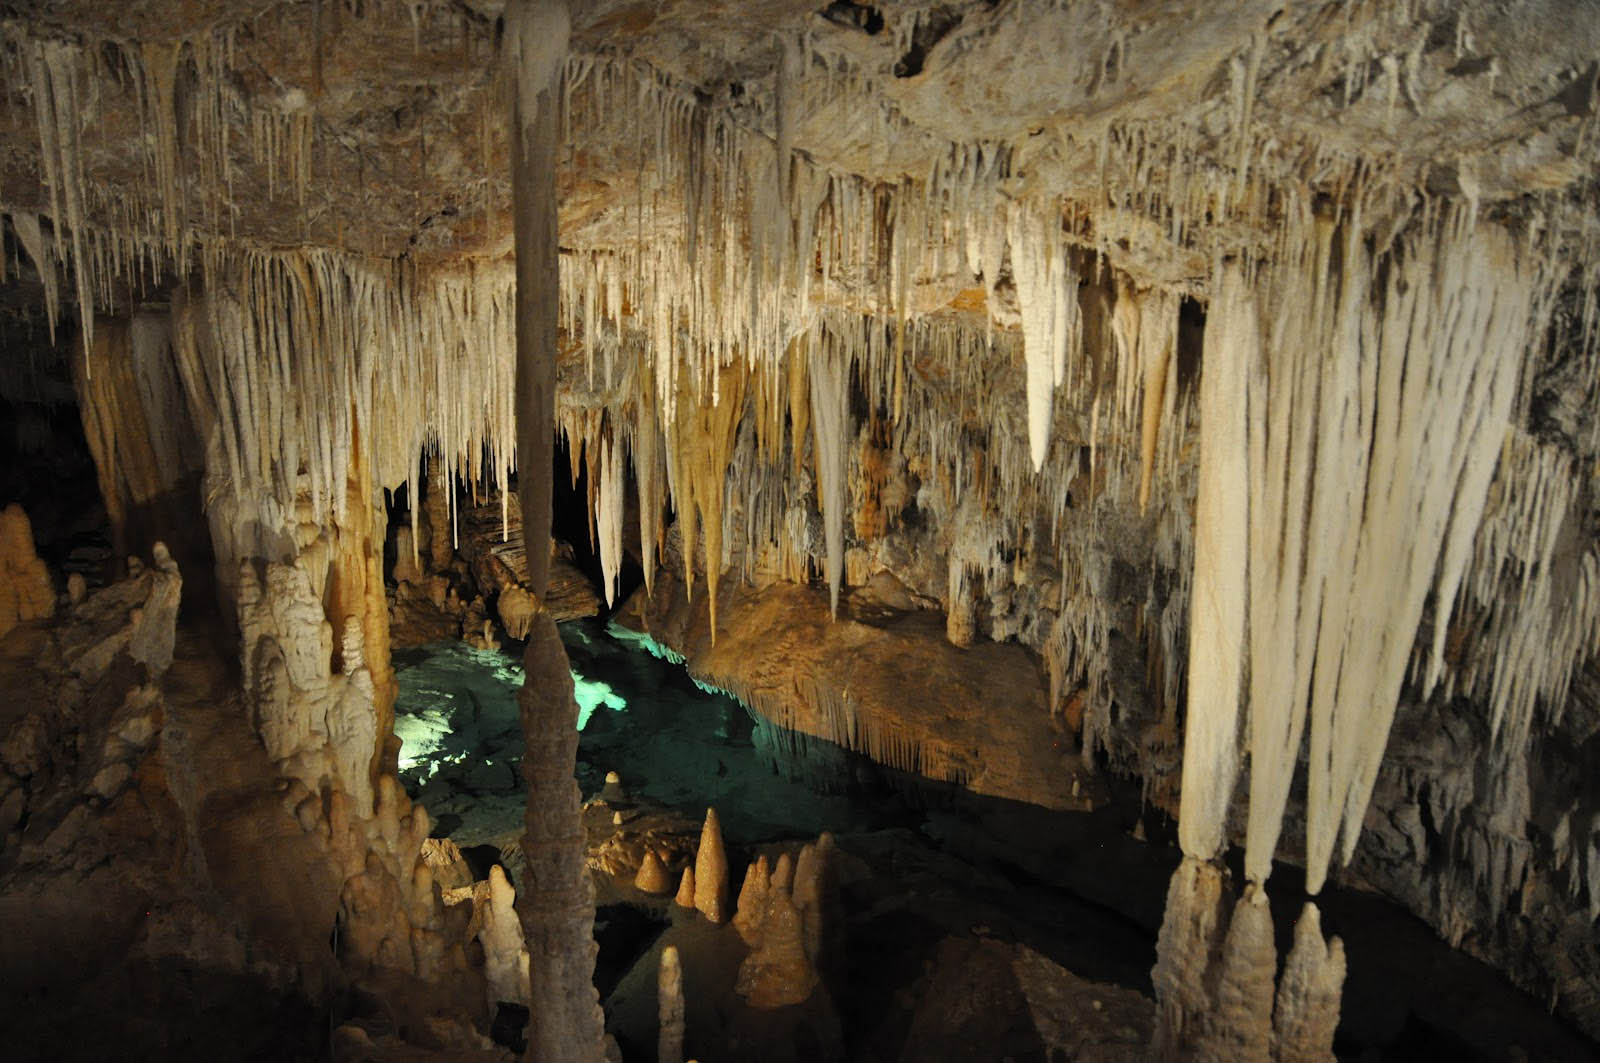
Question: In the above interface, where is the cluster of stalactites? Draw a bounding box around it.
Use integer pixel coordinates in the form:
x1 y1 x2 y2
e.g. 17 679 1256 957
1154 189 1578 1058
1175 193 1554 890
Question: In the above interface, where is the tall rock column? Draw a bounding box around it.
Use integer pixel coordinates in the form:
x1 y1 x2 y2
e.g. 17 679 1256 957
518 608 606 1062
510 0 562 601
507 3 607 1062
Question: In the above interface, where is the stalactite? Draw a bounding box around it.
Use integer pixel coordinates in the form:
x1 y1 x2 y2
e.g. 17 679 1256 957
1176 261 1251 862
808 329 851 618
595 427 624 607
1303 205 1539 892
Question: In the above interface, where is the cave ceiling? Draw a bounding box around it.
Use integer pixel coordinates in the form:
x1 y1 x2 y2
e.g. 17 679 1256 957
0 0 1594 306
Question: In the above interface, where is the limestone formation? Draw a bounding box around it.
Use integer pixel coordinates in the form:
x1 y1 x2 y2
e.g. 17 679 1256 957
479 864 532 1012
2 0 1599 1052
792 833 836 965
735 875 820 1009
675 867 696 910
658 945 685 1063
770 852 794 894
517 609 607 1062
692 808 730 924
635 851 673 896
1272 905 1346 1063
498 585 539 641
733 856 772 946
0 504 53 639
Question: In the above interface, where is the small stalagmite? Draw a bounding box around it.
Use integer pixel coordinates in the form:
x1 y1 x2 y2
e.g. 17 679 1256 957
675 866 696 909
658 945 685 1063
693 807 729 924
770 850 795 893
635 850 673 895
733 855 771 945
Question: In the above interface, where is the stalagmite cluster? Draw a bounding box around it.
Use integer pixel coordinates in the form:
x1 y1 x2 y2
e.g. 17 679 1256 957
732 835 835 1011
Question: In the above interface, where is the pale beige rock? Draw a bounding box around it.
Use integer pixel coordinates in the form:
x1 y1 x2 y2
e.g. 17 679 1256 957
675 866 696 909
1151 857 1231 1058
658 944 685 1063
392 526 423 585
1272 903 1346 1063
770 851 794 893
635 850 673 895
497 584 539 639
735 879 819 1009
693 807 729 924
733 855 771 946
478 864 531 1011
1196 885 1276 1063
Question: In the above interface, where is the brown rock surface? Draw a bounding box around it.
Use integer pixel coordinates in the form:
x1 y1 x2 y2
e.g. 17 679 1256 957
619 568 1099 811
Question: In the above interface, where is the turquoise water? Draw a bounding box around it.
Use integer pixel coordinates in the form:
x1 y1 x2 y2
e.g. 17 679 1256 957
392 618 902 843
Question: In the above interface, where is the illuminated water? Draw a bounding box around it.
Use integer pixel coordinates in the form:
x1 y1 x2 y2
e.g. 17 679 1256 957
393 618 901 844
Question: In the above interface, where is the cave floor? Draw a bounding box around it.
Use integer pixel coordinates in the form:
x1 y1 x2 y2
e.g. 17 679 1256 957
390 620 1600 1063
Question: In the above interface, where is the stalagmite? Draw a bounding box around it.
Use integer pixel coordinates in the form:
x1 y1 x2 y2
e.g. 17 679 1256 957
517 607 607 1062
1194 885 1276 1063
1150 857 1230 1057
658 945 685 1063
1272 904 1345 1063
635 850 672 895
0 504 55 639
734 874 819 1009
693 807 729 924
480 865 533 1012
733 855 771 945
675 866 696 909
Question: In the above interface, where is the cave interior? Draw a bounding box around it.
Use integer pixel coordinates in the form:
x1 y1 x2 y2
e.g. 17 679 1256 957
1 1 1599 1061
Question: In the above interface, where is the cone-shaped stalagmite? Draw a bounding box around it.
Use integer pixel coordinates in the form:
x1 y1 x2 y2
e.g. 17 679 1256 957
675 866 696 909
693 807 729 924
770 851 794 893
1273 903 1346 1062
635 850 672 895
1195 884 1277 1063
1151 857 1231 1058
733 855 771 945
